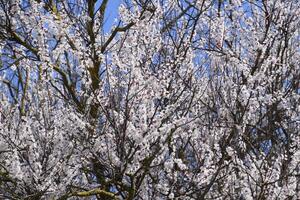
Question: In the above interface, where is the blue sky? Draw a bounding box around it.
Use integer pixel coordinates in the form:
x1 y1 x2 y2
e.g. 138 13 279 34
96 0 121 32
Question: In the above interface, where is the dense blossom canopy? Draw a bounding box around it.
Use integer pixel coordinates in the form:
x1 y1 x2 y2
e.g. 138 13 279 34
0 0 299 199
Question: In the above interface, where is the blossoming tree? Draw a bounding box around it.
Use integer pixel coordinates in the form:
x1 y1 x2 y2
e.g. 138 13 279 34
0 0 299 199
